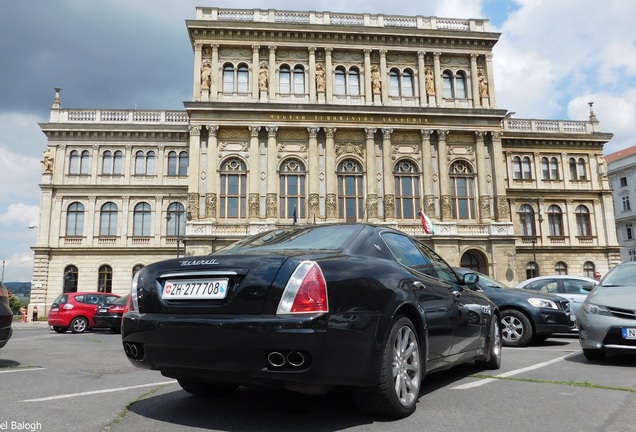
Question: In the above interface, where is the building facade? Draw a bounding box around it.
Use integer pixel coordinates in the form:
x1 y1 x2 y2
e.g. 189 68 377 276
606 146 636 263
30 7 620 314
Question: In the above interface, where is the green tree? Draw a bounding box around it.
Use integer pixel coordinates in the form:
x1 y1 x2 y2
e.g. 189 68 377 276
9 296 24 315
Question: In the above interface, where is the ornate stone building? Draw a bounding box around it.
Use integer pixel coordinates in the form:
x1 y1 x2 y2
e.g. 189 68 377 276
30 7 620 314
606 145 636 263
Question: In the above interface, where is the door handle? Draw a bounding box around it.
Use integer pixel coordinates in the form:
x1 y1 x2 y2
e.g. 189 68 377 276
413 281 426 289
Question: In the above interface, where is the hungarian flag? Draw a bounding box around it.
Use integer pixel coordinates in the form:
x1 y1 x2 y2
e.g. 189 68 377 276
418 209 434 234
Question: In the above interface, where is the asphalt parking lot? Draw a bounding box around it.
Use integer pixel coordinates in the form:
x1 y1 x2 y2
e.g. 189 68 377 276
2 321 635 432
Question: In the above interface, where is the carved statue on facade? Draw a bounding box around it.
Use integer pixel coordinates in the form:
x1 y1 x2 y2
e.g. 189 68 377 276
259 65 269 91
478 71 489 97
315 63 326 92
371 66 381 93
41 148 54 173
200 61 211 91
425 67 435 95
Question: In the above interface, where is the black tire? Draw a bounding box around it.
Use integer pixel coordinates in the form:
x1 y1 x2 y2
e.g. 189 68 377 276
70 317 89 333
352 316 422 419
53 326 67 333
177 379 238 397
582 348 606 361
500 310 533 347
476 315 502 370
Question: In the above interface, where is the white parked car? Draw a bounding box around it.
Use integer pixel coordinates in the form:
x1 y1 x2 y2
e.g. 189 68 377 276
515 275 597 317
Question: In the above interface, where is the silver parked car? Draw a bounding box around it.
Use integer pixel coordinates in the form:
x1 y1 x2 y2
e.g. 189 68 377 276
576 262 636 361
515 275 597 317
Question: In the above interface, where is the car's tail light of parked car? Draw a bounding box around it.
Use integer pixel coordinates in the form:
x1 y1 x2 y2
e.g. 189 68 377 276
129 272 140 312
277 261 328 315
62 303 74 310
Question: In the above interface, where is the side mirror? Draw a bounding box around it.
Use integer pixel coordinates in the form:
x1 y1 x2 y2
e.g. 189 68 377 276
582 283 596 292
462 272 479 286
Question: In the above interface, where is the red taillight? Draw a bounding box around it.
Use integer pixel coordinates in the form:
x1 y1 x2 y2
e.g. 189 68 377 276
62 303 74 310
277 261 328 315
110 305 126 313
125 294 134 312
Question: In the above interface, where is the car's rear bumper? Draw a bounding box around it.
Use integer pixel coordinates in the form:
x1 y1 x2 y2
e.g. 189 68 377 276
122 311 387 388
93 315 122 328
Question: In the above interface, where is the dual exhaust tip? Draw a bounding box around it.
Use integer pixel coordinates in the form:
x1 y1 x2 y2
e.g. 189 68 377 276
267 351 309 368
123 342 144 359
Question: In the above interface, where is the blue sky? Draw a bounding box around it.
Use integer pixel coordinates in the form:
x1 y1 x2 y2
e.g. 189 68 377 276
1 0 634 281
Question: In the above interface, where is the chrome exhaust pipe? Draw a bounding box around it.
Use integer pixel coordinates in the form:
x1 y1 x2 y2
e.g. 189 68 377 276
124 342 141 359
267 351 286 367
286 351 305 367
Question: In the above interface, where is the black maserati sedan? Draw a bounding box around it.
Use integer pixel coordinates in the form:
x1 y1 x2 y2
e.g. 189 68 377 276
454 268 574 347
122 223 501 418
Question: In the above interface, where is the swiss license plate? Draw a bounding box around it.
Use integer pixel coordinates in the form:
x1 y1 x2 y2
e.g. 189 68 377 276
163 278 228 300
622 327 636 339
98 307 109 313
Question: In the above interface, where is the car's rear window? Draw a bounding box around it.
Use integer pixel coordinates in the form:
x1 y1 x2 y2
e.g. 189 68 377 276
52 294 69 307
216 224 364 253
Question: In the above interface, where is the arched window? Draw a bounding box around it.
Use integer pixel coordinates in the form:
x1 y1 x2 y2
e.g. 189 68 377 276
132 264 144 279
293 65 305 94
167 151 188 176
394 159 420 219
389 69 400 97
575 205 592 236
133 202 152 236
455 71 467 99
449 161 476 220
69 150 90 175
526 262 538 279
570 157 587 180
460 252 481 272
541 157 559 180
220 158 247 218
521 156 532 179
66 202 85 236
102 150 123 175
442 71 453 98
113 150 123 175
519 204 536 236
337 159 364 221
279 158 306 220
178 151 188 175
512 156 522 180
99 202 118 236
334 67 346 95
167 151 178 176
98 265 113 293
547 204 564 236
134 151 155 176
348 67 360 96
279 65 291 94
166 202 186 237
555 261 567 275
583 261 595 278
403 69 414 97
223 63 234 93
237 63 249 93
63 265 79 293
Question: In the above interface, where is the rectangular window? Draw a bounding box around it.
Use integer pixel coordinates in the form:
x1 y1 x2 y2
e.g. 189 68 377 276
627 223 633 240
620 177 628 187
629 250 636 261
622 196 631 211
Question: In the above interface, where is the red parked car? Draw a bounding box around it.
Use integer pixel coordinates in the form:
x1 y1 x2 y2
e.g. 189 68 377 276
48 292 120 333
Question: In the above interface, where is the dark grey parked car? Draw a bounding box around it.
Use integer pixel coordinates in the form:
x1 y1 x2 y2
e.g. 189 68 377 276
455 268 574 347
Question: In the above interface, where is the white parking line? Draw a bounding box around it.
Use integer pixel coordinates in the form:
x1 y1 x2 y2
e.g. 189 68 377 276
452 352 577 390
0 367 46 374
21 380 177 402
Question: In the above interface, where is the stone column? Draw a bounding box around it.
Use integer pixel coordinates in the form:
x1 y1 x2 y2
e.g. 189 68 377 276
193 43 203 101
188 126 202 219
268 45 277 100
266 126 278 220
475 131 491 222
437 130 451 220
365 127 378 220
325 48 333 102
382 128 395 220
308 47 317 102
418 51 427 107
420 129 435 217
248 126 261 220
485 53 496 107
308 127 320 220
211 44 219 101
364 49 372 105
252 45 260 100
325 127 337 220
433 52 442 106
470 54 480 108
205 125 219 221
491 132 509 221
379 49 388 105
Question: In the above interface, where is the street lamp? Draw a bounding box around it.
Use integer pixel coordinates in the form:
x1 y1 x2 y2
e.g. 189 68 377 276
531 200 544 278
167 196 192 258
